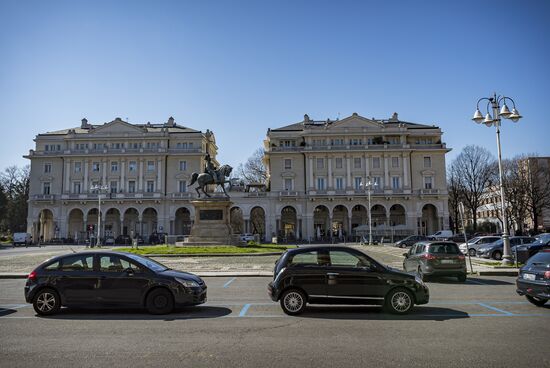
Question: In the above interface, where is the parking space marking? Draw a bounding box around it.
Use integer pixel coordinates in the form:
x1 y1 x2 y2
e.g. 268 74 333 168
223 277 237 288
239 304 251 317
477 303 514 316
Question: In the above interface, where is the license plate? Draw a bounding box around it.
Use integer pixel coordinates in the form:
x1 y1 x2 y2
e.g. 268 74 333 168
523 273 536 281
441 259 454 264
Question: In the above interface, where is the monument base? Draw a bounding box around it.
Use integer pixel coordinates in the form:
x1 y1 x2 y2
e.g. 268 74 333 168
186 198 234 245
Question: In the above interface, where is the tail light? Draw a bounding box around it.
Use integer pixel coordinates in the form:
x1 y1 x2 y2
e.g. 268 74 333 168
28 270 37 281
458 255 465 261
421 254 437 260
544 271 550 279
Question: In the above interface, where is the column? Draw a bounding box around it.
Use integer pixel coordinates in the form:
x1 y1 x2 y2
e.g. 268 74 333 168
403 154 410 188
346 156 351 188
328 215 333 239
328 156 333 189
120 216 124 237
84 159 89 192
298 219 303 240
120 160 125 192
365 154 370 180
157 159 162 192
138 160 144 191
308 157 314 189
102 159 107 185
65 160 71 193
348 214 353 239
384 155 389 188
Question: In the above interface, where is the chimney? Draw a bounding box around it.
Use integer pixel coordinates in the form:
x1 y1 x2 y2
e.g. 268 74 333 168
81 118 89 129
167 116 175 127
303 114 310 123
390 112 399 122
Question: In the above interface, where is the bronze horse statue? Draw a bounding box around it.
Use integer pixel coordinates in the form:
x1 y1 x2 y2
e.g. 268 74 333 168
189 164 233 198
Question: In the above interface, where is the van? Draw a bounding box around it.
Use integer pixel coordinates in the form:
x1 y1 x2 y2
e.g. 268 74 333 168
13 233 32 246
428 230 453 240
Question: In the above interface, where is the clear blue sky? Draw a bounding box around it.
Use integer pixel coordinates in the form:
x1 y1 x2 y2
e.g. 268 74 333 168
1 0 549 171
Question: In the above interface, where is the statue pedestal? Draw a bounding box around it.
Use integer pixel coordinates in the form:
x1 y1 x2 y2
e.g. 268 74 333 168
186 199 234 245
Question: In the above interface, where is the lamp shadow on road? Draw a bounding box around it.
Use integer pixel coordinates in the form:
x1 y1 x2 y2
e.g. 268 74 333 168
298 305 469 321
40 306 232 321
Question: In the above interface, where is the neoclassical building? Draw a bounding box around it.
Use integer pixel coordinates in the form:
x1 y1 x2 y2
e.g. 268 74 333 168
26 113 450 243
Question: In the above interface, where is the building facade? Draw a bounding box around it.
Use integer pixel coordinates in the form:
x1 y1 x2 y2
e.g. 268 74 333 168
26 113 451 243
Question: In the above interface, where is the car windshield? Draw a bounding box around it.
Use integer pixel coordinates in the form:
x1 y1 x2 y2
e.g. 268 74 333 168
532 235 550 245
525 252 550 266
428 244 460 254
125 254 168 272
468 237 480 244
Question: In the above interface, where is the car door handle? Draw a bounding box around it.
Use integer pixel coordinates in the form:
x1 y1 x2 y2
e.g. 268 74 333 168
327 272 339 276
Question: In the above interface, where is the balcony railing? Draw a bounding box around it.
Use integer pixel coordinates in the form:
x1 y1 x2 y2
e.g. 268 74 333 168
279 190 299 197
418 189 439 195
171 192 192 199
32 194 55 200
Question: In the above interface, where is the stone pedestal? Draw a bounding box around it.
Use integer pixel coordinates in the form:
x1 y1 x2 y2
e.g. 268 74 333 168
186 199 234 245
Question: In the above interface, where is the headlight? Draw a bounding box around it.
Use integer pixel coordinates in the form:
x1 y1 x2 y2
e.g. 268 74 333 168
175 278 200 288
415 275 426 286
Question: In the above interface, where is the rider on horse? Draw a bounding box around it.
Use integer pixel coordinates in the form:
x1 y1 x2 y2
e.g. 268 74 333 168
204 153 219 184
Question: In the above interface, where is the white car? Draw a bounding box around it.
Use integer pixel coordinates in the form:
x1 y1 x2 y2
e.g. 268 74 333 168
428 230 453 240
240 233 255 242
13 233 32 246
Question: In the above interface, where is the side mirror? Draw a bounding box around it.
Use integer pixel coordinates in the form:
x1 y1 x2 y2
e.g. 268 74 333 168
403 253 408 258
124 268 135 276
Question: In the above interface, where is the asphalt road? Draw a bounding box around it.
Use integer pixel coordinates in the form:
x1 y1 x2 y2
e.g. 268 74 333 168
1 275 549 368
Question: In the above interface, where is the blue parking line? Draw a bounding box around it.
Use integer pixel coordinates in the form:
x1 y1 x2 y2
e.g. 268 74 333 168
223 277 236 288
239 304 251 317
477 303 514 316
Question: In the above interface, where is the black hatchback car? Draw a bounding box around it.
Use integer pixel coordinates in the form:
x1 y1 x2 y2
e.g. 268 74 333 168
268 246 429 315
516 250 550 307
25 251 207 316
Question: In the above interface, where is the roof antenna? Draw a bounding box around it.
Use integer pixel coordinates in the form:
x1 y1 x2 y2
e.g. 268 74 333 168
337 112 340 120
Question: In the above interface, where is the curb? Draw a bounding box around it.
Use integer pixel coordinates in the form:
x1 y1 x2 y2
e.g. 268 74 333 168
0 272 274 279
145 252 283 258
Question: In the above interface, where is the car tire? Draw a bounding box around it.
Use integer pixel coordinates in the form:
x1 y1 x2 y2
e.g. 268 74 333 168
457 274 467 282
280 289 307 316
384 288 414 314
468 249 476 257
146 288 174 315
33 288 61 316
493 251 502 260
526 295 548 307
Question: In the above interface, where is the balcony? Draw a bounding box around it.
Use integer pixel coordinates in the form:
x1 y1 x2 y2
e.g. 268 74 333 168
32 194 55 201
168 148 203 154
418 189 440 195
171 192 192 199
246 192 267 198
279 190 299 197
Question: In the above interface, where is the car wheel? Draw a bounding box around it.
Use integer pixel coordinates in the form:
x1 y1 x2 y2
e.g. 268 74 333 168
33 288 61 316
384 288 414 314
526 295 548 307
457 274 467 282
493 251 502 260
280 289 307 316
468 249 476 257
146 288 174 315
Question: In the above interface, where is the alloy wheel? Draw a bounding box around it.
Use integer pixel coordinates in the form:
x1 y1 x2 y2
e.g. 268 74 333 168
391 291 412 313
36 292 56 313
283 291 304 313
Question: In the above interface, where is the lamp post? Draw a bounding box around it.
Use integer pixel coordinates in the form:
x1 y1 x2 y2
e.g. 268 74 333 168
91 184 109 247
361 179 377 245
472 93 522 265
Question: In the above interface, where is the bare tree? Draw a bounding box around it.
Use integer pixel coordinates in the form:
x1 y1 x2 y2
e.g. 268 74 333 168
0 165 30 233
523 156 550 232
450 145 495 232
447 168 463 234
236 148 268 184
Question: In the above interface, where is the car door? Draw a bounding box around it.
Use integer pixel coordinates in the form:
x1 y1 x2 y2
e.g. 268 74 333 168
403 244 416 271
97 254 151 306
285 249 328 298
325 249 386 299
55 254 98 305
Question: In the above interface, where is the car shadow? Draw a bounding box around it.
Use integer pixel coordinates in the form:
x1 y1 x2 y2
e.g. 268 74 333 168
426 276 513 285
298 305 469 321
40 305 232 321
0 308 18 317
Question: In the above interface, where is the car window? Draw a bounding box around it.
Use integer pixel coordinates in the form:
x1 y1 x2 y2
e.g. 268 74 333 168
43 261 60 271
415 245 425 254
409 245 416 254
329 250 370 268
99 255 143 273
525 252 550 265
59 255 94 272
428 244 460 254
510 238 522 246
522 238 535 244
288 251 319 266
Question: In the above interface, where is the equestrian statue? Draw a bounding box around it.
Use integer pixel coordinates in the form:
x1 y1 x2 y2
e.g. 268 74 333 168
189 153 233 198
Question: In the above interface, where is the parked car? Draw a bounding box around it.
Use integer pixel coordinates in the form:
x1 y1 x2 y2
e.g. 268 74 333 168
394 235 430 248
403 241 466 282
268 246 429 315
516 250 550 307
523 233 550 258
115 235 132 245
458 236 501 256
240 233 255 242
476 236 536 260
24 251 207 316
148 233 165 245
104 236 115 246
13 232 32 246
428 230 453 240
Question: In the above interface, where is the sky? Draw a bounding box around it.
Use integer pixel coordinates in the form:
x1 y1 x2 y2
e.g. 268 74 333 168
1 0 549 171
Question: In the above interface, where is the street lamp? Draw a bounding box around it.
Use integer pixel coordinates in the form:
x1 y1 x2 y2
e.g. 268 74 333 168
472 93 522 265
361 179 377 245
91 184 109 247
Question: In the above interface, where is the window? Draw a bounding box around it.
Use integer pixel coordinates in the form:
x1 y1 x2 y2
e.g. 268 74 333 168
59 255 94 272
335 177 344 190
111 161 118 172
349 138 362 146
316 158 324 169
43 182 50 195
147 161 155 171
146 181 154 193
392 176 400 189
284 178 293 191
282 140 295 147
110 143 122 149
354 177 362 190
373 157 380 169
179 161 187 171
74 162 81 173
284 159 292 170
392 157 399 168
424 156 432 168
44 163 52 173
92 162 100 172
129 142 141 149
75 143 88 150
335 158 343 169
312 139 326 146
110 181 118 194
289 251 319 266
329 250 370 268
317 177 325 190
179 180 187 193
99 255 143 273
331 138 344 146
354 157 361 169
128 180 136 193
73 182 81 194
129 161 137 172
373 176 382 188
424 176 433 189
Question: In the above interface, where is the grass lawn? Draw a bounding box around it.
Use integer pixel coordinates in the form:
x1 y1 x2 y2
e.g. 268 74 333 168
117 243 297 255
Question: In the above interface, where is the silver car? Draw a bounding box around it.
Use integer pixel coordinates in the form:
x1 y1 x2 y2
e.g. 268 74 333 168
459 236 501 256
